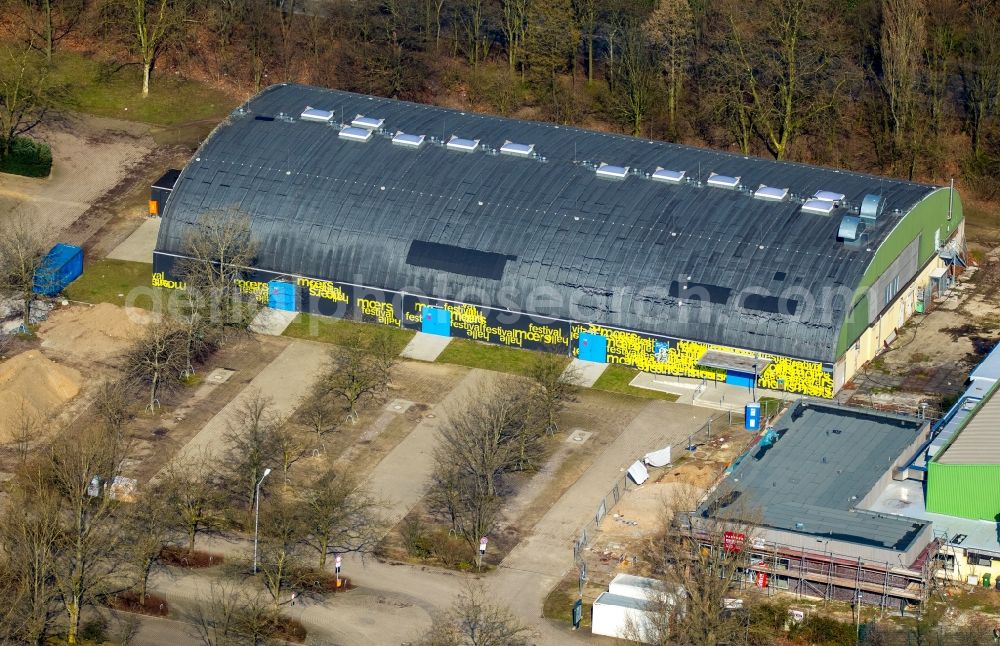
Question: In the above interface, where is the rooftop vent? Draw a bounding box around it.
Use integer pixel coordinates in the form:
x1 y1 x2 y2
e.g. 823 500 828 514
838 215 861 241
446 136 479 152
300 107 334 123
596 163 629 180
812 190 846 204
860 194 883 222
392 131 425 148
707 173 740 189
651 168 686 184
801 199 836 216
339 126 373 142
351 115 384 130
499 141 535 157
754 185 789 202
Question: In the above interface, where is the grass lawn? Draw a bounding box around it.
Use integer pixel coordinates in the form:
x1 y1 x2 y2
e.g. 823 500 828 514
542 575 595 629
436 338 570 377
63 259 158 308
282 313 414 354
591 365 679 401
45 48 236 126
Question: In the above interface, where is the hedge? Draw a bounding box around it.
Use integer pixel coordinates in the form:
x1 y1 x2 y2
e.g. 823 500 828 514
0 136 52 178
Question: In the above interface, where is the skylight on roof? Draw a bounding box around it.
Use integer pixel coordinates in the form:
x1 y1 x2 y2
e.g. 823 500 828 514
446 136 479 152
801 199 836 215
651 168 685 183
300 107 333 123
754 185 789 201
339 126 373 142
499 141 535 157
596 163 629 180
812 190 846 203
392 131 425 148
707 173 740 189
351 115 384 130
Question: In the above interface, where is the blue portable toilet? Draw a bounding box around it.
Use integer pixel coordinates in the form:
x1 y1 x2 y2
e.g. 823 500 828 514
33 244 84 296
745 402 761 431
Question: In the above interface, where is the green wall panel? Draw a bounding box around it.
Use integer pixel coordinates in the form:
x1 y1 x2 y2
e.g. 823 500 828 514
926 461 1000 520
836 188 964 356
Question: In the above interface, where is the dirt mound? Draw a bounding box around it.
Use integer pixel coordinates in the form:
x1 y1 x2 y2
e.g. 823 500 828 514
0 350 82 443
37 303 156 362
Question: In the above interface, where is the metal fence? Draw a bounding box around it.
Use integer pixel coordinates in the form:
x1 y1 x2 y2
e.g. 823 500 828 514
572 410 741 571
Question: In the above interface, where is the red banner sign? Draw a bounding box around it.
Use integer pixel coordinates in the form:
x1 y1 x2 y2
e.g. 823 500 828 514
723 531 746 553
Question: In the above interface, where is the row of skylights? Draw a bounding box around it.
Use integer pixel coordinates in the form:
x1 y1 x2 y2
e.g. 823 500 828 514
296 106 866 213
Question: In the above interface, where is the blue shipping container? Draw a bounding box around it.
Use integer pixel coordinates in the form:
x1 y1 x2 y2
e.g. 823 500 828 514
33 243 84 296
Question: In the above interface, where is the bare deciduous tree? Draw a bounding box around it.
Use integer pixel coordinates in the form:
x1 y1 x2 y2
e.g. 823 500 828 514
527 354 579 436
123 0 190 96
10 397 41 462
0 216 47 331
187 581 281 646
0 44 60 160
255 497 306 607
122 483 172 606
645 0 695 137
13 0 86 62
420 583 536 646
0 472 62 646
322 331 397 423
47 423 131 645
297 381 339 447
159 454 221 553
176 207 261 340
881 0 926 176
222 392 282 519
634 485 763 645
122 322 187 412
298 471 385 569
609 16 659 136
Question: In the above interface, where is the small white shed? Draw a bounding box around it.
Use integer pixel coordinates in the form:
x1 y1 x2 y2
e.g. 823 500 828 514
592 592 655 642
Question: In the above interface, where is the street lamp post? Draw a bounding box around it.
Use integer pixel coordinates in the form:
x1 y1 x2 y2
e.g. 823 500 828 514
253 467 272 575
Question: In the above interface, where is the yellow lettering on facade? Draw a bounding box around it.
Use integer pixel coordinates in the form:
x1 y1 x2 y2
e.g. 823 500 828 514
151 272 187 291
296 277 349 304
235 279 270 304
358 298 401 327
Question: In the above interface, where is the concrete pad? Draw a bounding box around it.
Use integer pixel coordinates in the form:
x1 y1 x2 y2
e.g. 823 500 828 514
249 308 298 336
169 341 327 464
630 371 786 411
566 357 608 387
399 331 452 361
384 398 414 414
107 217 160 262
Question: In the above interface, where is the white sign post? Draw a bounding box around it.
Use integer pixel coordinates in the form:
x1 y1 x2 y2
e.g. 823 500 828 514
335 554 342 587
477 537 488 570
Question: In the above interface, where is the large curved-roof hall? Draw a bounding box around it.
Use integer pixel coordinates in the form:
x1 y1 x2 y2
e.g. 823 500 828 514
152 83 965 398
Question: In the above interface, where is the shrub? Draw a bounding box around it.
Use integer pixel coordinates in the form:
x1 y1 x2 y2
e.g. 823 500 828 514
0 136 52 178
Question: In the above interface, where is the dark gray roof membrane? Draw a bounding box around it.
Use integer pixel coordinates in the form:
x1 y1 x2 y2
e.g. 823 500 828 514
156 84 939 362
405 240 512 280
701 401 927 551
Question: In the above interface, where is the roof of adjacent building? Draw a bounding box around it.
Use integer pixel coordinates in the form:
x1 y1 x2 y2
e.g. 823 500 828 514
155 84 940 362
937 381 1000 465
700 400 929 551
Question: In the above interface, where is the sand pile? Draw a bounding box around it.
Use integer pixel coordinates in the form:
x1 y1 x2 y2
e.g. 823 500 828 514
37 303 157 362
0 350 82 443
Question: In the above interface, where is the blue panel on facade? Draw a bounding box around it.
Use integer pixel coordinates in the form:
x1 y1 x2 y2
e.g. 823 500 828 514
745 403 761 431
422 306 451 336
268 281 297 311
726 370 756 388
578 332 608 363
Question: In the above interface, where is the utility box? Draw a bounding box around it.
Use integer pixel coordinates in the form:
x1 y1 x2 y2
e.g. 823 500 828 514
745 402 761 431
150 169 181 216
33 243 83 296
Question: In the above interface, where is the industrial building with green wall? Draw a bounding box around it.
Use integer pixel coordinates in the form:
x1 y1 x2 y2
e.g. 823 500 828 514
927 380 1000 521
152 83 965 398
